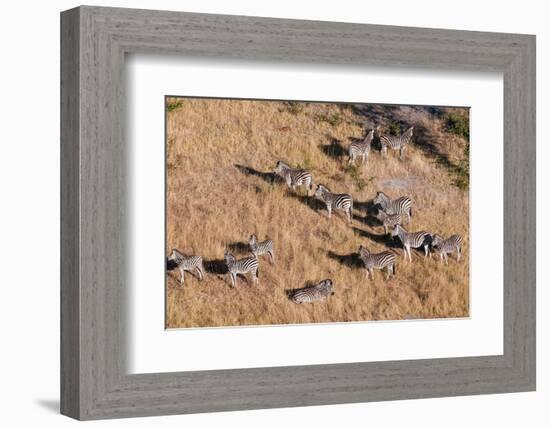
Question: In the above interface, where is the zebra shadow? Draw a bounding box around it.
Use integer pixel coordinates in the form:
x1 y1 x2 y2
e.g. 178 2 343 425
166 258 178 271
203 259 229 275
227 241 251 255
234 164 279 185
351 227 402 250
326 250 363 270
318 136 346 160
286 192 326 214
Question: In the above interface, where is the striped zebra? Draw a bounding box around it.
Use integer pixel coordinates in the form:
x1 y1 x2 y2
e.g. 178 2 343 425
379 126 414 159
373 191 413 224
314 184 353 224
249 234 275 264
348 129 374 166
374 209 402 234
167 249 204 286
358 245 396 280
273 160 313 195
431 234 463 264
391 224 433 262
289 279 334 304
224 252 260 288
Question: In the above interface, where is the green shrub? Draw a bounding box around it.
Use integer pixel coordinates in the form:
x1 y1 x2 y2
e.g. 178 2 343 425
317 112 343 127
445 112 470 140
387 121 401 136
344 164 373 191
285 101 305 115
166 99 184 112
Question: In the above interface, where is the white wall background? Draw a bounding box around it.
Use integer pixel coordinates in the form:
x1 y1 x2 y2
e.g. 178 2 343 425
0 0 546 425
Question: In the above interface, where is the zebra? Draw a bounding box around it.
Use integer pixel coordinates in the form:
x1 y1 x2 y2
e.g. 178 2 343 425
314 184 353 223
358 245 396 280
374 209 402 234
167 249 204 286
373 191 413 224
249 234 275 264
348 129 374 166
273 160 313 195
224 252 260 288
391 224 432 262
431 234 463 264
289 279 334 304
379 126 414 159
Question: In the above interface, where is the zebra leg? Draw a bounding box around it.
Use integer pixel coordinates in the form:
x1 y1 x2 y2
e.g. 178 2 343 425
424 244 429 257
368 268 373 280
444 253 449 265
407 247 413 263
268 251 275 264
196 266 203 280
230 273 236 288
382 146 387 158
440 253 444 264
254 267 259 284
347 207 352 224
400 146 405 159
457 247 461 262
384 224 388 235
326 205 332 219
179 267 185 286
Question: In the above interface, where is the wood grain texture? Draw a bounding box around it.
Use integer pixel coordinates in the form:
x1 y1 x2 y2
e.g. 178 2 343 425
60 5 536 420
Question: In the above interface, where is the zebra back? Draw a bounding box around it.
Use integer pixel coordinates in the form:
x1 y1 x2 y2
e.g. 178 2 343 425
224 252 259 274
315 184 353 209
380 126 414 149
290 279 334 304
358 245 396 269
391 225 431 248
249 234 274 256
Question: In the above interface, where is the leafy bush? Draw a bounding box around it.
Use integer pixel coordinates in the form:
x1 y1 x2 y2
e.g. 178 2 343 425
317 112 343 127
166 99 184 112
445 112 469 140
387 121 401 136
285 101 305 115
344 164 373 191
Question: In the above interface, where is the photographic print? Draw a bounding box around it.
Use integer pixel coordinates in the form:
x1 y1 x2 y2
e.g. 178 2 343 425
166 97 470 329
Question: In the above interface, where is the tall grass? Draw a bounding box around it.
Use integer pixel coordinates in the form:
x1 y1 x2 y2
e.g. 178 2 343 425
166 98 469 328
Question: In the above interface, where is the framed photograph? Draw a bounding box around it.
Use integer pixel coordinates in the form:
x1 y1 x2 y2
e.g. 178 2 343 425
61 6 536 420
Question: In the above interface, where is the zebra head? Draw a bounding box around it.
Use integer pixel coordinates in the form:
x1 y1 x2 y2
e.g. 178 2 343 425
431 234 444 248
390 224 404 237
314 184 329 199
319 279 334 296
273 160 288 175
168 249 182 261
358 245 370 257
373 191 387 206
224 252 236 265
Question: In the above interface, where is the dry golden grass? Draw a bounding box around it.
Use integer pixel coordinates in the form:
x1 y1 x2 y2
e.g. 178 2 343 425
166 98 469 328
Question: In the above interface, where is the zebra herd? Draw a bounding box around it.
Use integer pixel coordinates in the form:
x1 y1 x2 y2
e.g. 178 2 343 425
168 124 463 304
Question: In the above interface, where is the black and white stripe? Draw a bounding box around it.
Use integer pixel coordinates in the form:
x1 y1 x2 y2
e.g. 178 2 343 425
314 184 354 223
431 234 463 264
167 249 204 286
249 234 275 264
380 126 414 159
373 191 413 223
348 129 374 166
391 224 432 262
273 160 313 195
358 245 396 280
289 279 334 304
374 209 402 234
224 252 260 288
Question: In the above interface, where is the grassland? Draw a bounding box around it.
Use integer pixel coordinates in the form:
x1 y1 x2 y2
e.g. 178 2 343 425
166 98 470 328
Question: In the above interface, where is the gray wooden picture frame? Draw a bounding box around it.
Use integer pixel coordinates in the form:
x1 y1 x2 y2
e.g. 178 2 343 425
60 5 536 421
